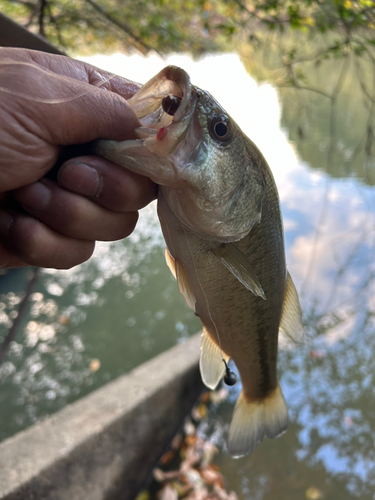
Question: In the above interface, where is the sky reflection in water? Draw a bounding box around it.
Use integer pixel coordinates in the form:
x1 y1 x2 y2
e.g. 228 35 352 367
0 53 374 498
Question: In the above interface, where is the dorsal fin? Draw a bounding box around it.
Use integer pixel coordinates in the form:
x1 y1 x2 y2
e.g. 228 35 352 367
200 328 229 390
279 272 303 344
211 243 266 300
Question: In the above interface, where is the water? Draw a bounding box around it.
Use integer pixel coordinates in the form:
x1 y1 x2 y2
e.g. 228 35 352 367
1 52 375 498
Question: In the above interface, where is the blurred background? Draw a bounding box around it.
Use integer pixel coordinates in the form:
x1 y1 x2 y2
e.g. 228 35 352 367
0 1 375 499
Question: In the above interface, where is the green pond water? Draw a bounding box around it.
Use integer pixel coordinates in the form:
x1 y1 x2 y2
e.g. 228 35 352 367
1 52 375 499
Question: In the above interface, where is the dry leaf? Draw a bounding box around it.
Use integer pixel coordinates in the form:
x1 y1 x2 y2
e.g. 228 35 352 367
158 484 178 500
153 468 180 482
200 391 211 403
160 450 176 466
58 315 70 325
202 441 219 466
134 490 150 500
185 435 198 448
89 359 101 372
210 388 228 404
344 415 353 427
308 350 325 359
171 434 183 450
200 466 224 488
306 486 323 500
184 418 196 436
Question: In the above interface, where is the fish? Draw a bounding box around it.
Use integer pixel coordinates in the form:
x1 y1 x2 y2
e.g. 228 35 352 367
93 66 303 458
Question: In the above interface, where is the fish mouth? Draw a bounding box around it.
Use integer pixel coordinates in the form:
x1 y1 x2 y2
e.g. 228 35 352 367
128 65 197 146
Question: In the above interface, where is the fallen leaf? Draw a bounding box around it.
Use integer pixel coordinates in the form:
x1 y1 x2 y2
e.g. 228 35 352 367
158 484 178 500
344 415 353 427
210 388 228 404
58 315 70 325
184 418 196 436
134 490 150 500
185 435 198 448
171 434 183 450
200 466 224 488
306 486 323 500
160 450 176 466
200 392 211 403
89 359 101 372
202 441 219 466
308 350 325 359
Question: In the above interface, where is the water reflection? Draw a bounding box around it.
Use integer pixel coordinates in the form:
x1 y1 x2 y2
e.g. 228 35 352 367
1 53 375 499
0 202 201 440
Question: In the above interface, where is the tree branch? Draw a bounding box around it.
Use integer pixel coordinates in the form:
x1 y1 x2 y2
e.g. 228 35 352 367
46 1 66 47
84 0 155 54
37 0 47 36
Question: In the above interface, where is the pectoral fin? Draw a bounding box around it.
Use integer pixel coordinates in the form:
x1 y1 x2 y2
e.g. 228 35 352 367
211 244 266 300
279 272 303 344
200 328 229 390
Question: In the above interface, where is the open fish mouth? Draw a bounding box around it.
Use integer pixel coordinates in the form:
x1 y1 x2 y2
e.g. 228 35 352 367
127 65 198 152
92 66 201 187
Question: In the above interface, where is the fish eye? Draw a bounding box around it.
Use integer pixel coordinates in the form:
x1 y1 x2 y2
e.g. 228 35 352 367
214 122 228 137
209 117 232 143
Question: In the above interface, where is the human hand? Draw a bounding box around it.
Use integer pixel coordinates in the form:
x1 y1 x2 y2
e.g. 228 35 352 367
0 48 157 269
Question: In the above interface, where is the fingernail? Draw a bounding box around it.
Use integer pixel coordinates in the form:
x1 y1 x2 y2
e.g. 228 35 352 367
0 210 14 237
15 182 51 210
58 162 101 197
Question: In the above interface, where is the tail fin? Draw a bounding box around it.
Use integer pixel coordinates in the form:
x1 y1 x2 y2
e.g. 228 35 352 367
227 383 288 458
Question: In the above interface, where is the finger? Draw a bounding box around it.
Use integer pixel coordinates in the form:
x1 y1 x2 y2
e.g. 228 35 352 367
0 209 95 269
13 179 139 241
2 48 141 99
0 49 144 193
57 156 158 212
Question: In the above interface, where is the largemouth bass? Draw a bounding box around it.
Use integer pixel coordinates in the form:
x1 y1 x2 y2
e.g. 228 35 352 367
94 66 303 458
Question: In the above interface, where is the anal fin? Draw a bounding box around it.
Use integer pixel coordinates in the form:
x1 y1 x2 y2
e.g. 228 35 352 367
200 328 229 390
279 272 303 345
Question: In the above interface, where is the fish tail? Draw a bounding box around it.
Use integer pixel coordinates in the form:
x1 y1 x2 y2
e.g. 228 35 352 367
227 383 288 458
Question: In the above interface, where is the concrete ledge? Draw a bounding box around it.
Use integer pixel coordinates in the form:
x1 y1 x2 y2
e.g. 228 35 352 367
0 334 203 500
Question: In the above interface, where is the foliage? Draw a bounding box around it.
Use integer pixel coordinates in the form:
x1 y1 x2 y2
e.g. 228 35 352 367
0 0 374 58
1 0 374 179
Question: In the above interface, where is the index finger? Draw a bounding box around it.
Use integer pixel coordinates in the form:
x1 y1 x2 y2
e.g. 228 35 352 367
0 47 141 99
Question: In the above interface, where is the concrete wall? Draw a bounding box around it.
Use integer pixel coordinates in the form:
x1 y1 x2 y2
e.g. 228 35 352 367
0 334 203 500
